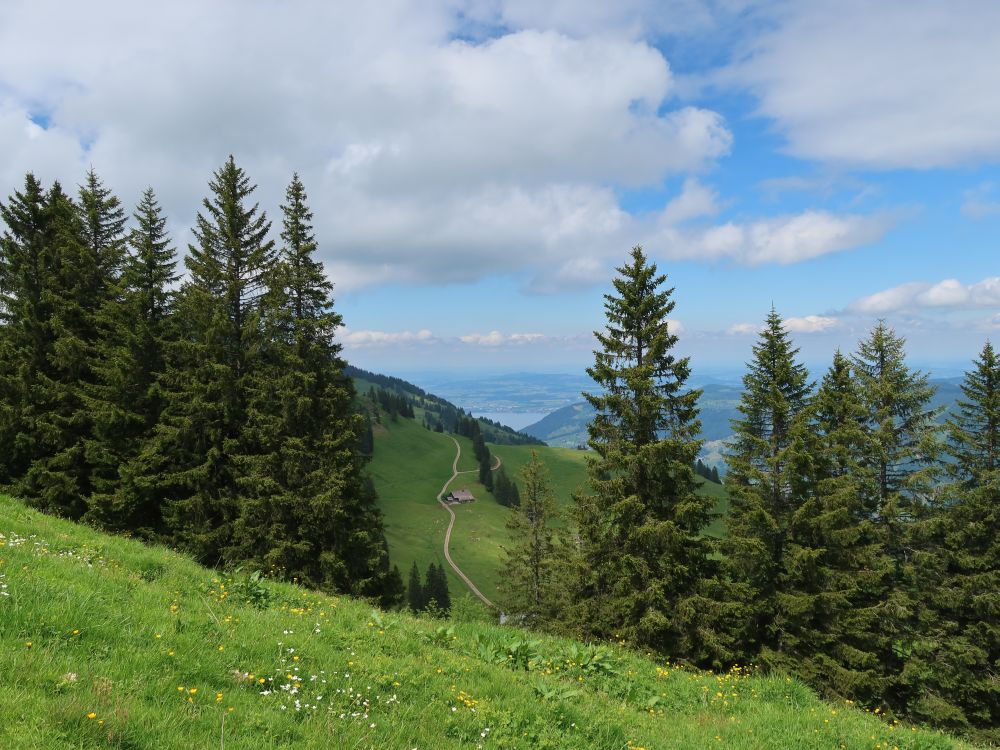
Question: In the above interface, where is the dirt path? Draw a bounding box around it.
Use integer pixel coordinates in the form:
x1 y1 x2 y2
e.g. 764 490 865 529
435 438 497 609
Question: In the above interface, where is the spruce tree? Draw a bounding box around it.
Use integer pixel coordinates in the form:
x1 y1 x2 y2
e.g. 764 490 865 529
902 342 1000 738
851 321 940 712
852 321 940 538
722 308 812 661
85 188 178 533
407 560 426 612
15 180 113 518
0 174 51 487
229 173 401 604
424 562 451 613
769 351 893 703
574 246 712 657
498 450 568 626
144 157 275 561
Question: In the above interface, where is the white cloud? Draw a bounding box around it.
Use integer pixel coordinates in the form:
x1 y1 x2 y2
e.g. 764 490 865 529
0 1 738 293
650 210 891 266
785 315 839 333
459 331 546 346
339 328 436 348
727 322 760 335
850 277 1000 314
728 0 1000 169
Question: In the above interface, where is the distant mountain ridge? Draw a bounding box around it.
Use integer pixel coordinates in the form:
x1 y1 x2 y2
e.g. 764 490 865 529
525 378 966 455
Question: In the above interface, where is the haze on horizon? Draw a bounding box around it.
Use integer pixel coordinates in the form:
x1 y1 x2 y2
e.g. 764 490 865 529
2 0 998 374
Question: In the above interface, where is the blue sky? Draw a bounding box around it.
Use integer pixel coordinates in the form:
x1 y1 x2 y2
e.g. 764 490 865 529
1 1 998 377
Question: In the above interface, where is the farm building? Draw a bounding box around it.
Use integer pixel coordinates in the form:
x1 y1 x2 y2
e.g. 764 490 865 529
446 489 475 504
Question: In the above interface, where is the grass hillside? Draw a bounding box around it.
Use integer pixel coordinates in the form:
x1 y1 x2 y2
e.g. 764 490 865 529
0 495 976 750
369 416 731 604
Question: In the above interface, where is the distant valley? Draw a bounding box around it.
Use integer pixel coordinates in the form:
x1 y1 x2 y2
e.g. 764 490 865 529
521 378 961 469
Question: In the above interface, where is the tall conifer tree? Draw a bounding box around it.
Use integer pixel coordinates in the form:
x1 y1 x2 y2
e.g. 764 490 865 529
86 188 178 532
0 174 51 487
574 246 711 657
498 451 568 627
145 157 275 561
851 321 940 711
15 180 115 517
902 342 1000 738
770 351 893 703
230 173 401 604
722 308 812 661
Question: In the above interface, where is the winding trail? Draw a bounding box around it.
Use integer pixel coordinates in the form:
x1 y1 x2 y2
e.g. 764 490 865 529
435 437 497 609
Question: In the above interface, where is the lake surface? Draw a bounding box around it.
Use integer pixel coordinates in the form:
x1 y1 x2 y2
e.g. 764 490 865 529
473 411 551 431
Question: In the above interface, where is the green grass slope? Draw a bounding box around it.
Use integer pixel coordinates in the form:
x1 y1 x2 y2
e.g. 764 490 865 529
369 417 730 604
0 495 975 750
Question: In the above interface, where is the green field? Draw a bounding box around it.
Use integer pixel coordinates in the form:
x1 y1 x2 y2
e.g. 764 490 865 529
0 495 977 749
370 417 731 605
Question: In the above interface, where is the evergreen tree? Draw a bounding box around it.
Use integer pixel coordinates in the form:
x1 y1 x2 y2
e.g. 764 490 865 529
85 188 178 533
852 321 940 540
770 351 893 704
722 308 813 662
0 173 51 487
902 342 1000 738
14 180 115 518
229 173 401 604
573 246 713 658
424 562 451 613
478 453 494 491
851 322 941 711
710 466 720 484
407 560 426 612
498 450 569 626
141 157 275 561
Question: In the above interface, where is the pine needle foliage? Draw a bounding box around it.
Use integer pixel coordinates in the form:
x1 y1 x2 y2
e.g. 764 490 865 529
723 308 812 661
771 351 893 704
498 450 569 627
902 342 1000 740
230 173 401 604
86 188 178 533
574 246 712 658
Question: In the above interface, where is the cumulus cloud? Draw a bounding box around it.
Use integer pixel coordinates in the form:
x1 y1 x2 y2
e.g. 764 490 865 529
785 315 839 333
339 328 436 348
727 322 760 335
728 0 1000 169
849 277 1000 314
459 331 546 346
649 210 892 266
0 0 739 292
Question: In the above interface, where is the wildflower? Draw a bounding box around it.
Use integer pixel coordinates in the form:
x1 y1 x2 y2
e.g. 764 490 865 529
86 712 97 719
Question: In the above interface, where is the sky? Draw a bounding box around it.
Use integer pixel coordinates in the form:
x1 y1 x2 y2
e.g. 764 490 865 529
1 0 998 378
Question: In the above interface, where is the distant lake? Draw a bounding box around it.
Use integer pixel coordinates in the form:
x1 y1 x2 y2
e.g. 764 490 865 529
474 411 551 431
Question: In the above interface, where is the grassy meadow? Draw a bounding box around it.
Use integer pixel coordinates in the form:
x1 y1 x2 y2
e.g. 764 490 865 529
370 417 732 603
0 494 978 750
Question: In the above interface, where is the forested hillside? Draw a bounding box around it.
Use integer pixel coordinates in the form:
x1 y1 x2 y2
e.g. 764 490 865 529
0 162 401 605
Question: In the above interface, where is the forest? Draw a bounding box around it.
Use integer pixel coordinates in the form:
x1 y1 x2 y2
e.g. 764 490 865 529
495 248 999 743
0 159 403 606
